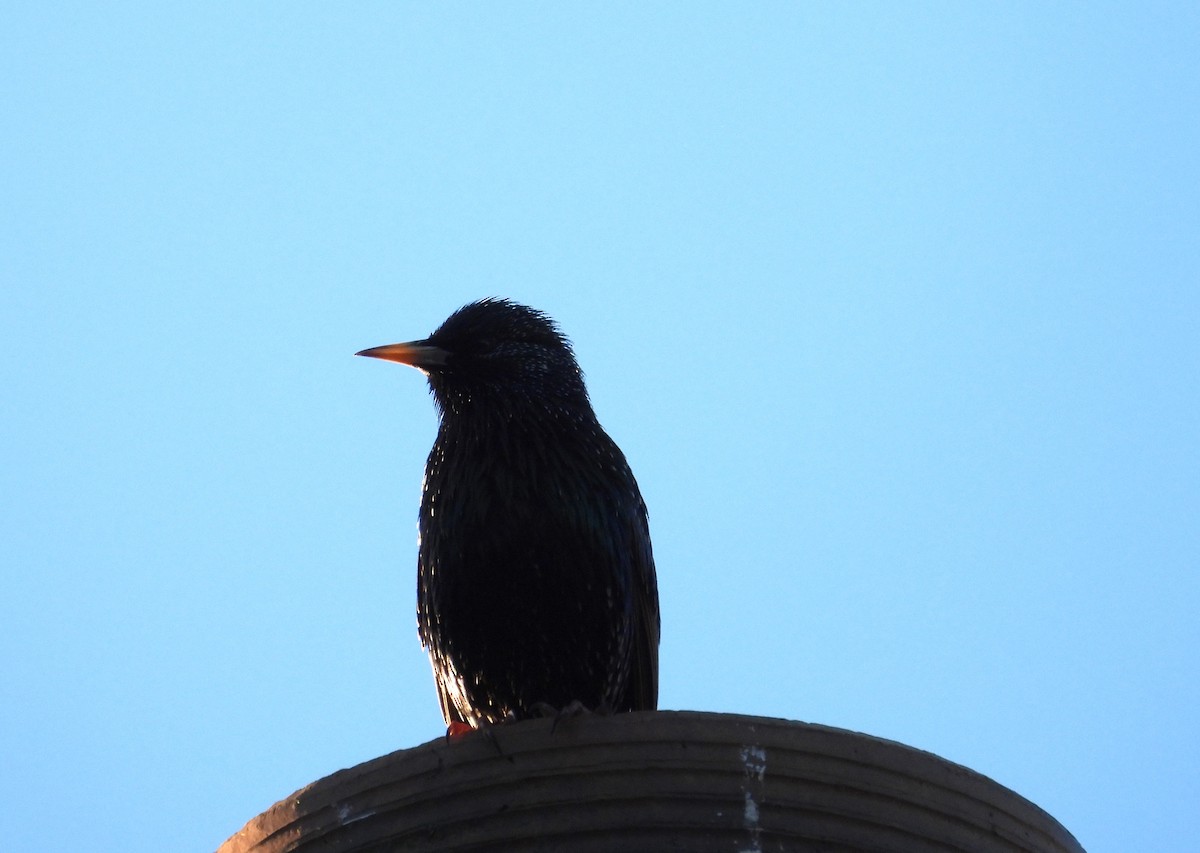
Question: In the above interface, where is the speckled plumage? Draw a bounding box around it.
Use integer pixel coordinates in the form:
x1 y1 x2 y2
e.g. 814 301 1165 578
359 299 660 728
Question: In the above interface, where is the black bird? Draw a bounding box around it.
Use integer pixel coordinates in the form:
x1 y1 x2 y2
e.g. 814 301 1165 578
357 299 660 730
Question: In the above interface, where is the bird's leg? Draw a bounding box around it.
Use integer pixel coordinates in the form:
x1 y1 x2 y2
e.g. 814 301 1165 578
550 700 595 733
529 699 595 734
443 718 512 760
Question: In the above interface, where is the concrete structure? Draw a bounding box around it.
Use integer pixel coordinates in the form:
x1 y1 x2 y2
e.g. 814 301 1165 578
218 711 1084 852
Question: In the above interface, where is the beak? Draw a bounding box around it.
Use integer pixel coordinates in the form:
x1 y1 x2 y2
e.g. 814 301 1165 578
355 340 450 369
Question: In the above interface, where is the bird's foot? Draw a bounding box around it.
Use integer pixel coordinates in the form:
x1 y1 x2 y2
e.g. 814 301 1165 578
531 700 594 734
443 717 514 760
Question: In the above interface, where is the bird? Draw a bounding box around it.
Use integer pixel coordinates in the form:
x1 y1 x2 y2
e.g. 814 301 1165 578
357 298 660 731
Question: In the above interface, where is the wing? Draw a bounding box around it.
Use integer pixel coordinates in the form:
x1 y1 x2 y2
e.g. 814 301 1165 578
433 665 469 727
620 490 660 712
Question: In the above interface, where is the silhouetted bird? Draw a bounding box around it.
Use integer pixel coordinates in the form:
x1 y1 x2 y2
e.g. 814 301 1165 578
357 299 660 730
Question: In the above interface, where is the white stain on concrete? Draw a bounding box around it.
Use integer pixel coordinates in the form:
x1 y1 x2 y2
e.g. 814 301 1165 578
336 802 376 825
739 744 767 853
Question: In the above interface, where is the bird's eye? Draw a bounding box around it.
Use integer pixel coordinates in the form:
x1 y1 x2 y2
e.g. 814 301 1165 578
474 336 500 355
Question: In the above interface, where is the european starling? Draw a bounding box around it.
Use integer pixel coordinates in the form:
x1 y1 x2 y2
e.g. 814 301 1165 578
357 299 660 729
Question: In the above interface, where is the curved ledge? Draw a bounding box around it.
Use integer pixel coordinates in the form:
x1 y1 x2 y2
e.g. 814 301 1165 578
218 710 1084 852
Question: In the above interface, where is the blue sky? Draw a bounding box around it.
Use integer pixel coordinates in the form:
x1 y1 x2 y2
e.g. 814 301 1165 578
2 4 1197 851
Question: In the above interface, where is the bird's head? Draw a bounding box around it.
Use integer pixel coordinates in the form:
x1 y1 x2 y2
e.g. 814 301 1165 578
357 298 590 417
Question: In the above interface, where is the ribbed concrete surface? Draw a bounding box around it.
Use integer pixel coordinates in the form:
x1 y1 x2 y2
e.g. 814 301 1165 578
218 711 1084 852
